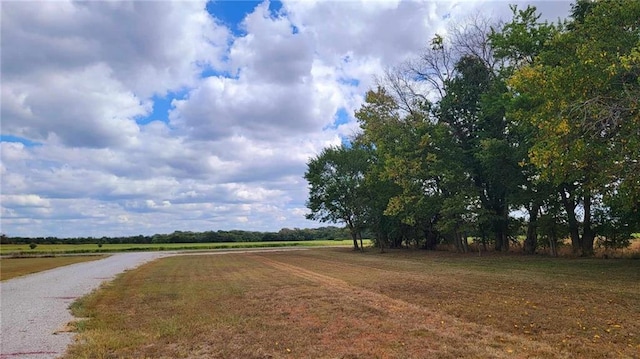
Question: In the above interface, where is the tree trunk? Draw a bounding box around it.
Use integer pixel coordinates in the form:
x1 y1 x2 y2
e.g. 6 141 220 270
377 231 386 253
454 231 467 253
461 233 469 253
502 230 509 252
581 194 595 256
424 229 438 250
494 229 502 251
495 228 508 252
349 224 359 250
493 207 509 252
549 236 558 257
503 208 510 252
560 187 581 254
357 231 364 252
524 203 540 255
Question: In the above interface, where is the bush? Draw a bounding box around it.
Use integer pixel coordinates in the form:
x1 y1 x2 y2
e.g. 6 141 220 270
29 243 37 250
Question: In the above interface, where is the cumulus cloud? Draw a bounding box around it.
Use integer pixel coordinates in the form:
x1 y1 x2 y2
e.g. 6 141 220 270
1 0 229 148
0 0 571 237
2 64 145 148
1 0 229 96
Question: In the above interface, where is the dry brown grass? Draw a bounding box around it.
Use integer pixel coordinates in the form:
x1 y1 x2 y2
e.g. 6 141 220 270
0 255 105 281
64 248 639 358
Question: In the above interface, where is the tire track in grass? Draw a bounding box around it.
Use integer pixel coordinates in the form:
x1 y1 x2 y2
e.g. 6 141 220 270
251 254 566 359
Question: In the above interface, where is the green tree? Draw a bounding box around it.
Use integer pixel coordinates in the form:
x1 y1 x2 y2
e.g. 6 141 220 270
304 144 371 250
362 20 523 253
352 138 403 251
490 5 559 254
435 54 521 251
356 87 450 250
509 0 640 255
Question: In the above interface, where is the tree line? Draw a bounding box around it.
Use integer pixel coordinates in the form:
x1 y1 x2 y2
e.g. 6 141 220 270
0 226 349 245
305 1 639 255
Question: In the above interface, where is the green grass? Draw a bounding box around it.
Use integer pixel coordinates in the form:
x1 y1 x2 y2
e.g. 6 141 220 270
0 255 105 281
64 248 639 358
0 239 365 255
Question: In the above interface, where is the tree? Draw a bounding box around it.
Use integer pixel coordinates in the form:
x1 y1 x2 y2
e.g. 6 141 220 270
435 54 520 251
399 17 525 252
356 87 451 250
509 0 640 255
350 137 403 252
362 18 522 252
490 5 559 254
305 144 371 250
311 1 638 256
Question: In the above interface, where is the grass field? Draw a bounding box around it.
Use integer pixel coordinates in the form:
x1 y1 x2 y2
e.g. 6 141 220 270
0 240 360 255
65 248 639 358
0 255 105 281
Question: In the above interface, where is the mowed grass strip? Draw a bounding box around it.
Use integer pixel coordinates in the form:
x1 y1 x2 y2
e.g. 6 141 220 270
64 249 639 359
0 240 359 255
0 255 105 281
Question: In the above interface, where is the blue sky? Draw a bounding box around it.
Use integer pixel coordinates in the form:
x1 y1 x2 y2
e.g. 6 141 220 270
208 0 283 34
137 2 285 126
0 0 572 238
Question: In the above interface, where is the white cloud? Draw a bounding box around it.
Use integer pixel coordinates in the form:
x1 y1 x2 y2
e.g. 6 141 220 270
2 64 145 148
1 0 230 148
1 194 51 208
0 0 572 237
232 1 314 85
1 0 230 97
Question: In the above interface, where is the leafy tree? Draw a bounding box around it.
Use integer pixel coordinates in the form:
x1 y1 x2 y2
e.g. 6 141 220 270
509 0 640 255
356 87 452 250
306 1 637 257
490 5 557 69
362 19 522 252
435 54 520 251
350 138 403 251
490 5 560 254
304 144 372 250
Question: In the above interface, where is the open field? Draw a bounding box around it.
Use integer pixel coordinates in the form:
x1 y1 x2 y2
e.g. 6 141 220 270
0 255 105 281
0 239 362 256
65 248 639 358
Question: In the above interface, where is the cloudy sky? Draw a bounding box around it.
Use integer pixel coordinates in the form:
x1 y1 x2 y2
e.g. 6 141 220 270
1 0 571 238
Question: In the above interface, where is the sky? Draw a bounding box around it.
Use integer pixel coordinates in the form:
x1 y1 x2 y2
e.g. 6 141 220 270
0 0 572 238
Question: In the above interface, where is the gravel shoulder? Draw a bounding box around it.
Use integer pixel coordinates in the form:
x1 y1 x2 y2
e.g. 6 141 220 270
0 252 171 359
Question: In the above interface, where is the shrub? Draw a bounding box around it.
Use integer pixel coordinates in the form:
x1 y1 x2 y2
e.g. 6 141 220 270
29 243 37 250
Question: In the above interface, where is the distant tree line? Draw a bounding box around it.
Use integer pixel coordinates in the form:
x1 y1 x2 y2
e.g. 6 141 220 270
0 227 349 245
305 1 640 255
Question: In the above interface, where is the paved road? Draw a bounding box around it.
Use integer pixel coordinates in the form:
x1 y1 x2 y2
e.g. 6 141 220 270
0 252 170 359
